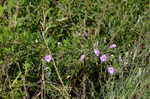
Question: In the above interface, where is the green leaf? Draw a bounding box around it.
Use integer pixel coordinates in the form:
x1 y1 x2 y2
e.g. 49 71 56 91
0 5 4 16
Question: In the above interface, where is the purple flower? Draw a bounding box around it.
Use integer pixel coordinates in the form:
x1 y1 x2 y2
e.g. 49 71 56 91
107 66 115 75
109 44 117 48
44 55 52 62
100 54 108 62
94 49 100 56
80 54 85 61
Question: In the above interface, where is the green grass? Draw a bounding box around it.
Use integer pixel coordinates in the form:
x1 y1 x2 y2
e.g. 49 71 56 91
0 0 150 99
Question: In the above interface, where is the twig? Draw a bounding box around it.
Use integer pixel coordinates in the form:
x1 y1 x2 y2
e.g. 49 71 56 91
40 12 70 98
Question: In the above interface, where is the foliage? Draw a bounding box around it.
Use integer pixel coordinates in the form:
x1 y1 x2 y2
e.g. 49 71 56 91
0 0 150 98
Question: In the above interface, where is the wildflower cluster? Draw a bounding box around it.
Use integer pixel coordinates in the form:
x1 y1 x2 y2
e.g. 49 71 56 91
44 44 117 75
93 44 116 75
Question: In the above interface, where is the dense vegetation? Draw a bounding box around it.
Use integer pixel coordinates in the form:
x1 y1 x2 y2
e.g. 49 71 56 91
0 0 150 98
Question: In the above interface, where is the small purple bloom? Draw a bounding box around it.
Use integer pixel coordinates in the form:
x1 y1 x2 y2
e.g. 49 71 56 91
44 55 52 62
107 66 115 75
94 49 100 56
100 54 108 62
109 44 117 48
80 54 85 61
